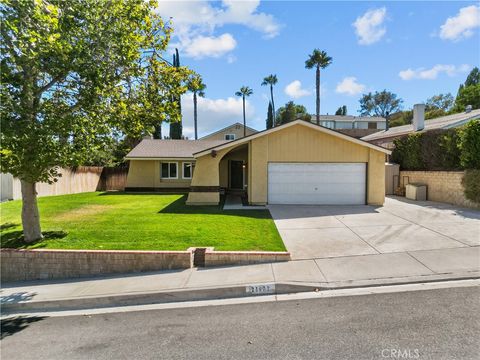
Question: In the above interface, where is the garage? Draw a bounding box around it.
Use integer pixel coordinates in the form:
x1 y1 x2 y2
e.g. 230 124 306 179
268 163 367 205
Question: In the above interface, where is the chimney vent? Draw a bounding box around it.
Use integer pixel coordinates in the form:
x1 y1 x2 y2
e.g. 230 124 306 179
413 104 425 131
465 105 472 113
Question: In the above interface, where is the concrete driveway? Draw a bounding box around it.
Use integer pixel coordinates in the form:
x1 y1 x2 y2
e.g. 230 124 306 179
269 196 480 260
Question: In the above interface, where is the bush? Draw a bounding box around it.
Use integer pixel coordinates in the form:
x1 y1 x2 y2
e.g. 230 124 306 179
391 134 424 170
459 120 480 169
420 129 462 170
462 169 480 204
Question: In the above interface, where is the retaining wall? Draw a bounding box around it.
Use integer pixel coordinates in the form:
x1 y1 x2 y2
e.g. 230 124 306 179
399 170 478 208
204 250 291 267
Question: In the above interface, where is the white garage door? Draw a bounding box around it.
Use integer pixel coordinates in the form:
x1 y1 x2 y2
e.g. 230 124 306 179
268 163 366 205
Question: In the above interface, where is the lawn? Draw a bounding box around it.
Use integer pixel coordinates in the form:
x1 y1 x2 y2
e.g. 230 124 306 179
0 192 285 251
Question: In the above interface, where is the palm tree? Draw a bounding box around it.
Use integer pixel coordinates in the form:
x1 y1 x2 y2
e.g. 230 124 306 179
235 86 253 137
261 74 278 126
305 49 332 125
187 74 206 140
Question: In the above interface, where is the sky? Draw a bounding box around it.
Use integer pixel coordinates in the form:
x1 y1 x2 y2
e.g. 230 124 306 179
156 1 480 138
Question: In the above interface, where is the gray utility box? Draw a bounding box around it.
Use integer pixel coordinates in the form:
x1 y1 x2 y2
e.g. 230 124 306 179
405 183 427 201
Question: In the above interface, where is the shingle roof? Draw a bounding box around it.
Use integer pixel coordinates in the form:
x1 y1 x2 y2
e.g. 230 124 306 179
125 139 228 159
361 109 480 141
199 122 258 139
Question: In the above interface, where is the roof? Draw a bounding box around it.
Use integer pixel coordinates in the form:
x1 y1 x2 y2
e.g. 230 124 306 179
199 122 258 139
361 109 480 142
194 120 392 157
305 115 386 123
125 139 228 159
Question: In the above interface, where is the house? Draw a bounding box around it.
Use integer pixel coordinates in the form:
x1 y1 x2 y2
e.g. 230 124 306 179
200 122 258 141
362 104 480 149
305 115 386 138
126 120 391 205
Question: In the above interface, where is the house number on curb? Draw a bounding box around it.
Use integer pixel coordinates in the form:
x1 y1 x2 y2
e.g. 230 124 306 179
246 283 275 295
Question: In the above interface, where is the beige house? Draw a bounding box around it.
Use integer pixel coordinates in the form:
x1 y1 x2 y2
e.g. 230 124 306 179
126 120 391 205
200 122 258 141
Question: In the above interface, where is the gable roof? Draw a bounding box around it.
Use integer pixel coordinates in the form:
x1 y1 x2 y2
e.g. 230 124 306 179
193 120 392 158
125 139 228 160
361 109 480 142
199 122 258 139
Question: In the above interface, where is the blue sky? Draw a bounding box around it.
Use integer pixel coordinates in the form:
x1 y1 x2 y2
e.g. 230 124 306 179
157 1 480 138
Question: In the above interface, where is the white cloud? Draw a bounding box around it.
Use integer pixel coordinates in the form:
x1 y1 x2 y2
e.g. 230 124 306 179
335 77 366 96
439 5 480 41
158 0 281 59
399 64 471 80
169 94 255 139
353 7 387 45
181 34 237 59
284 80 311 99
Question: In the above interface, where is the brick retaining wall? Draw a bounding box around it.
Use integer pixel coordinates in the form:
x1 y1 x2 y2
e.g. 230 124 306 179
0 249 193 282
399 171 478 208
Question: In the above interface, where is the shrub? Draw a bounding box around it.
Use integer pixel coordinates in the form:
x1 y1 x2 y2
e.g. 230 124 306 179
392 133 424 170
462 169 480 204
459 120 480 169
420 129 462 170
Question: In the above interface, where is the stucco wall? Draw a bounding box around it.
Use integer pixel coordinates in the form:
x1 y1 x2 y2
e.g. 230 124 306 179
201 124 257 141
249 124 385 205
126 160 193 189
399 171 478 208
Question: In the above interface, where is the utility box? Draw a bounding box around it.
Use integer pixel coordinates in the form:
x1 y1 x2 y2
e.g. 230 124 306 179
405 183 427 201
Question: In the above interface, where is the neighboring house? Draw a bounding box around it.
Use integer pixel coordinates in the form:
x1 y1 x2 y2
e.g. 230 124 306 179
126 120 390 205
304 115 386 138
362 104 480 149
200 122 258 141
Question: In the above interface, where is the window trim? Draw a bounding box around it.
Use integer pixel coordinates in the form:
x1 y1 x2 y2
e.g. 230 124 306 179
182 162 194 179
225 134 236 140
161 162 178 179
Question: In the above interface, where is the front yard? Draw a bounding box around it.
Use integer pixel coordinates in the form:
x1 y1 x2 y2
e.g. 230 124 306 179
0 192 285 251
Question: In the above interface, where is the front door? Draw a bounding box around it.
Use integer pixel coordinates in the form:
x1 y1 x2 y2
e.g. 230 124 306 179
230 160 244 189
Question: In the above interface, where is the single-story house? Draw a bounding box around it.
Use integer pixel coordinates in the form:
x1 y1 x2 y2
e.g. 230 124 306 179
126 120 391 206
362 105 480 149
200 122 258 141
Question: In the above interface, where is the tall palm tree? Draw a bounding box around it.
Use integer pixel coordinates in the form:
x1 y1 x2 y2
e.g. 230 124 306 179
305 49 332 125
261 74 278 126
235 86 253 137
187 74 206 140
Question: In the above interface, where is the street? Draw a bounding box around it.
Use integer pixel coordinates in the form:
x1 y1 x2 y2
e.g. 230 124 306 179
1 286 479 360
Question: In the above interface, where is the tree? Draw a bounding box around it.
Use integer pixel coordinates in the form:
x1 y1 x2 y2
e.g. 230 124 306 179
261 74 278 126
305 49 332 124
453 67 480 112
335 105 347 116
359 90 403 118
276 101 311 125
425 93 454 119
187 74 206 140
169 48 183 139
235 86 253 137
266 102 274 129
0 0 191 242
465 66 480 87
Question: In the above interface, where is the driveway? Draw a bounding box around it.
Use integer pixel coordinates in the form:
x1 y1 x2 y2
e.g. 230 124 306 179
269 196 480 260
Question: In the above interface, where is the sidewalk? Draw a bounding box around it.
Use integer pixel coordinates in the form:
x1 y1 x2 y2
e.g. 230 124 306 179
2 246 479 314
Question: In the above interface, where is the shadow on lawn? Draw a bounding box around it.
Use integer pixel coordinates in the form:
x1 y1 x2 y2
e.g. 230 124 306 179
0 230 67 249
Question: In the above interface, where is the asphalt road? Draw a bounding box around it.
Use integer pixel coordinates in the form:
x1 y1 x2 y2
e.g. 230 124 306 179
1 287 479 360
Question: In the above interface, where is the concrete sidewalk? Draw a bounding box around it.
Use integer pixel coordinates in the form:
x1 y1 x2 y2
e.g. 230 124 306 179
2 246 479 314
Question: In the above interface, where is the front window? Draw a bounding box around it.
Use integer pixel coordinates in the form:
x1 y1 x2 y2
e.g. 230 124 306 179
368 122 377 129
161 162 178 179
225 134 236 140
183 162 194 179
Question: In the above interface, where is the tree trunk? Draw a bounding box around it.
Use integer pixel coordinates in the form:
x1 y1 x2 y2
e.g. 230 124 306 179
316 66 320 125
243 96 246 137
194 92 198 140
20 180 43 243
270 85 276 127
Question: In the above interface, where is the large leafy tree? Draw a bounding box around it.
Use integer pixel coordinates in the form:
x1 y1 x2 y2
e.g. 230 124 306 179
359 90 403 118
0 0 191 242
187 74 206 140
425 93 454 119
305 49 332 124
276 101 311 125
454 67 480 111
235 86 253 137
261 74 277 126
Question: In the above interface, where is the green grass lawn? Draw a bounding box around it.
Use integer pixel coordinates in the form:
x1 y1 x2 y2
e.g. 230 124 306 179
0 192 285 251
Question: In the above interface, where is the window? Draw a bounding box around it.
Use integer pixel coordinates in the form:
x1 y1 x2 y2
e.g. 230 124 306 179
161 162 177 179
225 134 236 140
368 122 377 129
183 162 194 179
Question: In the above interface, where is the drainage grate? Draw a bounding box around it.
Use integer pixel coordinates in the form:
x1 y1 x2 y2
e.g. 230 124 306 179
193 248 206 267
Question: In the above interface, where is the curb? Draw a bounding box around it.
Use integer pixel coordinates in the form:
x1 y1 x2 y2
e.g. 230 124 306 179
2 272 479 315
